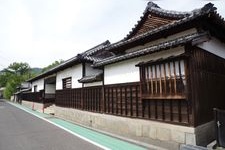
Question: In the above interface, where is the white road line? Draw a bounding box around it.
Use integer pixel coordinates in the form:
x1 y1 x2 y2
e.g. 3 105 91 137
7 102 111 150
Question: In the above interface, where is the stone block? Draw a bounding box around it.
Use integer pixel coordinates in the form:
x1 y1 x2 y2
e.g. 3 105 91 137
149 126 157 139
157 128 171 141
136 125 142 136
171 130 185 143
185 133 196 145
142 125 149 137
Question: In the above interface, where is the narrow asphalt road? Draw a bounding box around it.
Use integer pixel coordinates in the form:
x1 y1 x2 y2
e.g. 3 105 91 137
0 100 101 150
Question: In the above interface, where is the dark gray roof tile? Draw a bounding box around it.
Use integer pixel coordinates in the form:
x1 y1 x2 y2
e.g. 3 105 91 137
93 32 209 67
78 73 103 83
122 2 216 42
28 41 111 82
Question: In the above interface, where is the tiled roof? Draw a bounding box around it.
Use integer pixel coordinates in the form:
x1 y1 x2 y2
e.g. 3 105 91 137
15 88 31 95
81 40 110 57
136 53 189 67
93 32 209 67
78 73 103 83
28 41 110 82
105 3 216 53
145 2 191 19
124 2 192 39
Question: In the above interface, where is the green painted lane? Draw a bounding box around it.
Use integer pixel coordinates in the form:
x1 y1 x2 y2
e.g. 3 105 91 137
8 102 147 150
50 118 146 150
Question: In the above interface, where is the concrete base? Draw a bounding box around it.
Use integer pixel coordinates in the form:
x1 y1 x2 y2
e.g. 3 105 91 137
22 100 44 113
54 106 215 150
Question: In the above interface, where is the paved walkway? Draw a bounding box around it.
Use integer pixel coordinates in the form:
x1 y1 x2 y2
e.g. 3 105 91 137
7 100 148 150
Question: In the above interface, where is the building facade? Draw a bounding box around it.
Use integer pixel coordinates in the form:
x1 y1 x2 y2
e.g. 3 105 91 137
20 2 225 149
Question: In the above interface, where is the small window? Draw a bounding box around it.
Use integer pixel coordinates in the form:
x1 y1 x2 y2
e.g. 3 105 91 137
34 85 37 92
62 77 72 89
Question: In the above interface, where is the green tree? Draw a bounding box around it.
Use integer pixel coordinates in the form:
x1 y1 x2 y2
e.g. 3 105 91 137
0 72 11 87
0 62 32 99
8 62 30 75
3 76 21 99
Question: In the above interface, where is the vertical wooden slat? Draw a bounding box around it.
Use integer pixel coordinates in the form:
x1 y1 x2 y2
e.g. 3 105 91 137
130 86 133 116
178 60 183 122
120 86 123 115
146 66 150 93
155 99 158 119
106 88 109 113
125 86 127 116
99 88 102 112
95 88 98 111
159 64 162 94
168 62 172 94
136 85 139 117
148 100 151 118
150 66 153 94
162 99 165 120
178 60 183 94
173 61 177 94
163 63 167 95
111 87 114 114
116 88 118 114
154 65 158 94
102 86 105 113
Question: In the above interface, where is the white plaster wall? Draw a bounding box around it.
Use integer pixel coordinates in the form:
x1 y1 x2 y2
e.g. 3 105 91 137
104 47 185 85
85 63 102 76
84 81 103 87
32 79 44 92
197 37 225 59
56 64 82 90
45 84 56 93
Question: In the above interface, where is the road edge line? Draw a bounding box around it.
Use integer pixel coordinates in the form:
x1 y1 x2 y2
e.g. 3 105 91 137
7 102 111 150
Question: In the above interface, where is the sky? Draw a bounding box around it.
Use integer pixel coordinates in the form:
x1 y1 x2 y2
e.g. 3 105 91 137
0 0 224 70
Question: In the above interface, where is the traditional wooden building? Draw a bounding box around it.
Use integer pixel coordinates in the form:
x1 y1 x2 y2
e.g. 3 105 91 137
22 40 111 112
21 2 225 149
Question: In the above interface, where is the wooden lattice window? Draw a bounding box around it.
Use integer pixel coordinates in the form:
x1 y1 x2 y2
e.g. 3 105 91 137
139 58 186 99
62 77 72 89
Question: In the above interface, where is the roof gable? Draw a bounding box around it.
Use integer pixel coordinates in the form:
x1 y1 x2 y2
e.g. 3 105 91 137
125 2 192 40
106 2 219 55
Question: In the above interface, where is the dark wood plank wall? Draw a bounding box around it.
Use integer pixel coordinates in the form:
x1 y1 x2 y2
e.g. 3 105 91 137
189 47 225 126
54 82 189 125
21 91 43 103
139 58 189 124
56 88 82 109
104 82 141 118
56 87 102 112
142 99 189 124
83 86 102 112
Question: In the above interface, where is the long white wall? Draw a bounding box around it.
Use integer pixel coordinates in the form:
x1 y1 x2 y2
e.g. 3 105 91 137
32 79 44 92
84 81 103 87
197 37 225 59
56 64 82 90
104 47 185 85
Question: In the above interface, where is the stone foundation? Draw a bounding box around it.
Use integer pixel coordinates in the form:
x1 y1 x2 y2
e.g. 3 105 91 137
54 106 214 150
22 100 44 112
